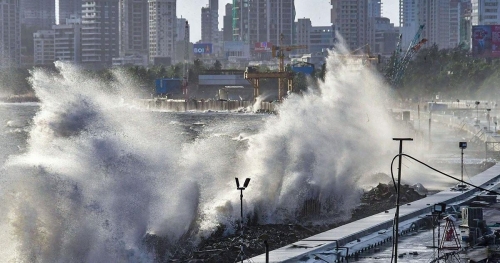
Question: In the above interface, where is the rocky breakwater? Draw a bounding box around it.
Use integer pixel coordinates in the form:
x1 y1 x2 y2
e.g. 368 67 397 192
145 183 426 262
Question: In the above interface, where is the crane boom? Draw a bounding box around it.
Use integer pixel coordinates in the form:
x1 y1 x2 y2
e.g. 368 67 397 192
390 24 427 86
270 34 308 100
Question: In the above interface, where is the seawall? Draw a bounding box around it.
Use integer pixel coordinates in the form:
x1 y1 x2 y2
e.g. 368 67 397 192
133 98 278 113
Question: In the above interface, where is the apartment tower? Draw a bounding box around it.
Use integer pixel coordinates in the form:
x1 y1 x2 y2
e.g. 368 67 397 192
53 15 82 63
0 0 20 68
119 0 149 57
148 0 176 65
20 0 55 29
55 0 81 25
331 0 368 51
232 0 295 46
81 0 119 67
201 0 218 43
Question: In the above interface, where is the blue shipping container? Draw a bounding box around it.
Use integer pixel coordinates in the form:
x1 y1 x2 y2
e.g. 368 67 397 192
291 66 315 75
155 78 182 95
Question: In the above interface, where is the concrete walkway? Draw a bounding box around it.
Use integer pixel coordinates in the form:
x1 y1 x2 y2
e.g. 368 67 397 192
250 152 500 262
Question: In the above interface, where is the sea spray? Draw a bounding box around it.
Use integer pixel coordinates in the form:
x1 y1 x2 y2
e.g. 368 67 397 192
0 43 399 262
1 62 187 262
232 46 395 224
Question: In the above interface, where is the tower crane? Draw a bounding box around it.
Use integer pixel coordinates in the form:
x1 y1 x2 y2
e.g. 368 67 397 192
390 24 428 86
244 34 307 102
182 21 190 100
272 34 307 100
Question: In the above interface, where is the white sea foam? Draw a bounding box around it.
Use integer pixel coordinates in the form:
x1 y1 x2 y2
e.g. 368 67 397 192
0 42 400 261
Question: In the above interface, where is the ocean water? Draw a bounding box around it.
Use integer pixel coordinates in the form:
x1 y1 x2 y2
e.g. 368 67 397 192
0 48 398 262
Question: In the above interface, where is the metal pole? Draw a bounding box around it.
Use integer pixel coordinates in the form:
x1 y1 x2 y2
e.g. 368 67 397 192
461 148 464 189
429 110 432 150
240 189 244 263
240 189 243 223
392 138 413 263
418 104 421 138
264 240 269 263
437 218 441 260
433 216 436 249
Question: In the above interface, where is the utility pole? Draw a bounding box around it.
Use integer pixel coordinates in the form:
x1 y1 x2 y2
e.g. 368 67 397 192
459 142 467 190
429 105 432 150
182 21 190 100
392 138 413 263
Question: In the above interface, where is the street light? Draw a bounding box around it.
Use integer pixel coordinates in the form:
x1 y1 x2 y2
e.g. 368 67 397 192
487 109 491 132
459 142 467 191
493 116 497 134
235 177 250 263
475 101 480 126
392 138 413 263
235 178 250 224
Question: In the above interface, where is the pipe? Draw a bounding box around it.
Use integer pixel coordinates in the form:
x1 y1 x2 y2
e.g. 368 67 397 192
264 240 269 263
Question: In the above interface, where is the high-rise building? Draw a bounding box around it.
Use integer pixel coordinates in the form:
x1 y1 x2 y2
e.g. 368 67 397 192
201 0 218 44
20 0 55 29
368 17 398 55
331 0 368 51
368 0 382 17
471 0 500 25
176 17 187 41
0 0 20 68
119 0 148 57
223 3 232 41
174 19 190 64
295 18 311 53
81 0 119 67
459 0 472 46
55 0 81 25
0 0 20 67
418 1 452 49
399 0 419 48
148 0 176 65
232 0 249 41
295 18 335 65
233 0 295 47
400 0 464 50
33 29 54 65
53 15 82 63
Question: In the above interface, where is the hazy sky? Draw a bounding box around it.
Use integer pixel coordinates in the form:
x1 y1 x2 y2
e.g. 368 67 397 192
178 0 399 42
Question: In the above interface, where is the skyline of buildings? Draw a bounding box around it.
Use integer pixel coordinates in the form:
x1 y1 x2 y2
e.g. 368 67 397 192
0 0 20 69
0 0 498 69
148 0 176 65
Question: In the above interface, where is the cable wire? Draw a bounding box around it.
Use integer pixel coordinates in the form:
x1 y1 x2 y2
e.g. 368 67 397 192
389 153 500 263
391 153 500 195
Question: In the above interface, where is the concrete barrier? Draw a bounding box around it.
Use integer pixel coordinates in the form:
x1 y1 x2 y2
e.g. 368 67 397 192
133 99 276 113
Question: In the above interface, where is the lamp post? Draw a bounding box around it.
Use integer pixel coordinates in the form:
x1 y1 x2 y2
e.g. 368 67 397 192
475 101 480 126
392 138 413 263
459 142 467 191
487 109 491 132
235 177 250 263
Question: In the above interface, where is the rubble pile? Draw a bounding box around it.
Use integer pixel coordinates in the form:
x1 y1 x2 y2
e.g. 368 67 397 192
148 183 426 262
352 183 425 220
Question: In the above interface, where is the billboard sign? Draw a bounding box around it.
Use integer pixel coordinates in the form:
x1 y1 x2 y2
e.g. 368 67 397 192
193 43 213 54
472 25 500 57
254 42 272 52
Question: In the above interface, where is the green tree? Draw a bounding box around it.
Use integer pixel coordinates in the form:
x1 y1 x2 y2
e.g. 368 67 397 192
212 60 222 71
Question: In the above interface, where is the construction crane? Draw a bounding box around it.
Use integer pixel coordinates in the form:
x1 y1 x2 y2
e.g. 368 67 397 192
390 24 428 86
244 67 294 102
182 21 190 100
272 34 307 100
